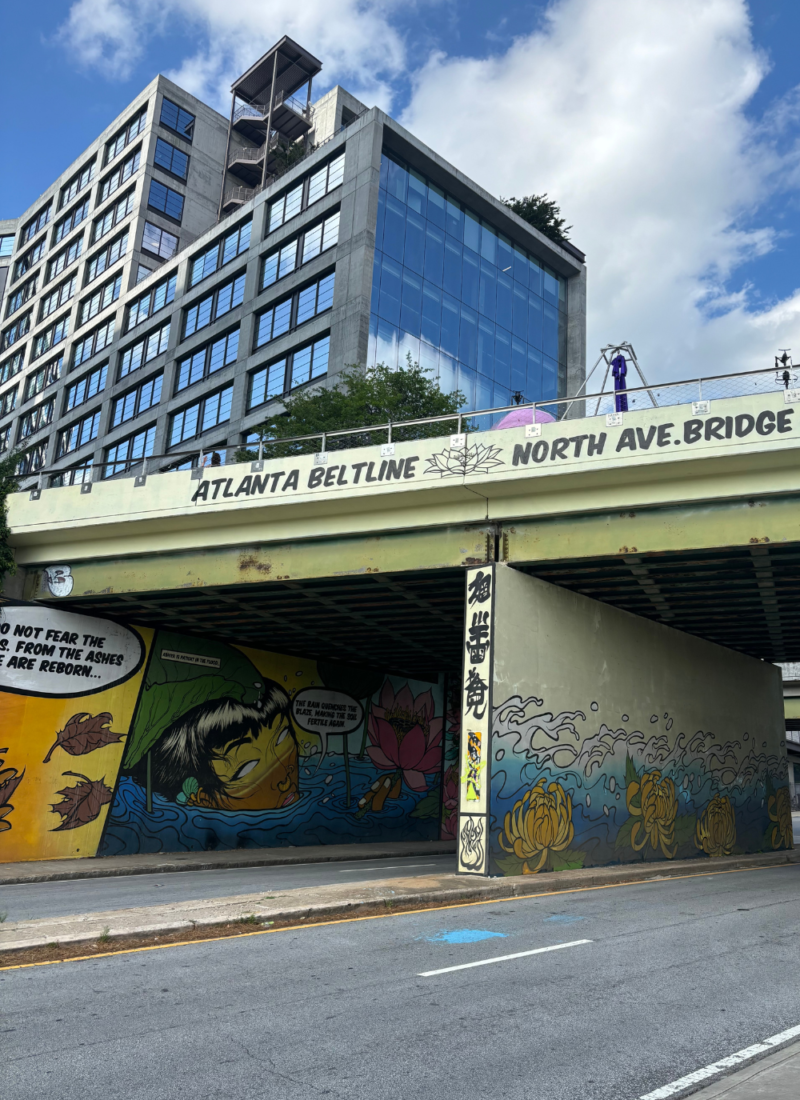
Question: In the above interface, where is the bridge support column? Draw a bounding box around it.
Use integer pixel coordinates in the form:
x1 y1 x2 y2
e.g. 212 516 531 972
457 564 791 876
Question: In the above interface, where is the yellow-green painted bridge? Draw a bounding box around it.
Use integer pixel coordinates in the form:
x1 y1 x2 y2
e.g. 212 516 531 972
8 389 800 676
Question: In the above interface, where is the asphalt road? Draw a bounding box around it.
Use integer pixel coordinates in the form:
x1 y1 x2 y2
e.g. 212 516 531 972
0 853 457 922
3 863 800 1100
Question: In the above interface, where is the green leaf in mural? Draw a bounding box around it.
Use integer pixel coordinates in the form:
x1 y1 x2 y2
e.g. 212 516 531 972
410 787 441 820
550 848 586 871
615 816 636 851
673 813 697 848
123 632 266 769
494 852 527 877
625 754 639 787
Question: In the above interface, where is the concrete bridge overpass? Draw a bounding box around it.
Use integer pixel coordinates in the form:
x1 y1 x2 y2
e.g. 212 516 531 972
3 378 797 873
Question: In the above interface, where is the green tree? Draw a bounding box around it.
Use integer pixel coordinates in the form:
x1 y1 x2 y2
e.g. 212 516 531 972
0 452 20 590
501 193 572 244
243 358 466 458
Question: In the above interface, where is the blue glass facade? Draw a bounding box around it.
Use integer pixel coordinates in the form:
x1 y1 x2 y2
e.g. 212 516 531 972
368 151 567 410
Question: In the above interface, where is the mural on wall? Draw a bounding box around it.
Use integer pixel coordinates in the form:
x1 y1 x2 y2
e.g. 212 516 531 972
489 691 792 875
0 602 450 861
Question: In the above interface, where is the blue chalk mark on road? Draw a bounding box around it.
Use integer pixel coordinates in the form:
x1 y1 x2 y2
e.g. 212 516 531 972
544 915 584 924
424 929 508 944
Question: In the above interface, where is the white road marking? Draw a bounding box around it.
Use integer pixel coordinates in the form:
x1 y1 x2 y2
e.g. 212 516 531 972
640 1022 800 1099
417 938 592 977
338 863 437 873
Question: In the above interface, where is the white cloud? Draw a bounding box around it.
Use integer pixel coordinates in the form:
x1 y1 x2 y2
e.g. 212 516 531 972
60 0 411 111
400 0 800 379
60 0 800 381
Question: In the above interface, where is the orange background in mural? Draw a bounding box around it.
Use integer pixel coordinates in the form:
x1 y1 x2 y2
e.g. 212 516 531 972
0 626 153 862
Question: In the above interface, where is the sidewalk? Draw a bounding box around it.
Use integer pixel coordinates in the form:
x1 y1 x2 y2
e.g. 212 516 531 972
1 847 796 954
677 1037 800 1099
0 840 457 885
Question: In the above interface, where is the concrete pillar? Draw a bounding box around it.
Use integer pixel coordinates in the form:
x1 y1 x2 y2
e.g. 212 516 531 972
457 564 791 876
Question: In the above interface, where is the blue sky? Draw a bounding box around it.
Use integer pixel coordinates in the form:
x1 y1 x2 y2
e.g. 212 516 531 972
3 0 800 379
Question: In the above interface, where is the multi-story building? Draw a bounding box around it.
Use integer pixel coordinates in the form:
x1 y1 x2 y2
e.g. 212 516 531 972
0 37 586 489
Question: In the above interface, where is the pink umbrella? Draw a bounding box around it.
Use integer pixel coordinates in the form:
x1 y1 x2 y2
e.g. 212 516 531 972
493 406 556 429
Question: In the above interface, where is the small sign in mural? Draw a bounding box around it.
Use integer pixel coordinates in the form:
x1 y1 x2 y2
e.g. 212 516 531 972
292 687 364 735
0 606 145 698
161 649 222 669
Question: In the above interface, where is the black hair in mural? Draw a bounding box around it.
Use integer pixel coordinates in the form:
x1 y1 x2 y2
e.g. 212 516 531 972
143 681 292 803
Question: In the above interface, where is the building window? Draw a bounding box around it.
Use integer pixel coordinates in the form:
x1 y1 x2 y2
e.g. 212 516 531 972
248 335 329 410
72 318 115 367
183 273 245 339
99 148 141 203
31 313 70 361
21 203 52 246
126 272 176 332
255 271 334 349
2 311 32 352
148 179 184 223
154 137 189 180
176 329 239 392
0 349 25 386
105 107 147 165
0 235 15 258
60 162 96 209
1 385 17 418
13 238 47 282
46 235 83 283
142 222 178 260
0 424 11 454
5 275 38 318
24 355 63 402
261 211 339 292
268 153 345 234
85 230 129 285
18 398 54 441
53 197 90 245
58 409 101 457
78 273 122 327
16 441 48 475
65 363 107 411
160 97 194 141
170 384 233 446
119 320 170 378
112 373 162 428
104 424 156 477
40 274 77 322
189 220 251 288
93 190 135 244
50 461 93 487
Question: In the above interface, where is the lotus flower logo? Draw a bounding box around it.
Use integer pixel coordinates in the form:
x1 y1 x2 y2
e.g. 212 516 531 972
498 777 575 874
695 793 737 857
425 442 504 478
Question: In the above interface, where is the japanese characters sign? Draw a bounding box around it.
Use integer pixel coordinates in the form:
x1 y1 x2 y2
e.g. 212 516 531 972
458 565 494 875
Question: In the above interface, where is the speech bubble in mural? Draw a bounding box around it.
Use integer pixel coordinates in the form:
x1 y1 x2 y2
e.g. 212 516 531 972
0 605 145 698
292 687 364 735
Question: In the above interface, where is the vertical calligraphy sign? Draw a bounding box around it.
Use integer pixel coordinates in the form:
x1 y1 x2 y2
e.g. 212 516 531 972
457 564 494 875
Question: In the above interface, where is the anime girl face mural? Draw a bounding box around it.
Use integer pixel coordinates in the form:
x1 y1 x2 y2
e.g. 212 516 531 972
146 685 299 810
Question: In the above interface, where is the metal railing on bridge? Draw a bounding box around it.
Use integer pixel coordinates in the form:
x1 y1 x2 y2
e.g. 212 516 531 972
32 363 798 490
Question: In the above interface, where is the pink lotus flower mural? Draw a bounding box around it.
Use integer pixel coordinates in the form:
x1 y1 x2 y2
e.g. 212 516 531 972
367 682 443 792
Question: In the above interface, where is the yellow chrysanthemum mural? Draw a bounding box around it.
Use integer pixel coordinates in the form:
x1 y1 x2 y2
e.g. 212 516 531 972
695 794 736 857
626 769 678 859
498 777 574 874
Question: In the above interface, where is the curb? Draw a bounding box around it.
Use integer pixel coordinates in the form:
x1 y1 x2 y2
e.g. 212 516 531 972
1 848 797 955
0 842 458 886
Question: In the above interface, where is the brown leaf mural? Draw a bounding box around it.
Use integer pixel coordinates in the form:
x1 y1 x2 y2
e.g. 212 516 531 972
51 772 113 832
0 749 25 833
43 712 125 764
